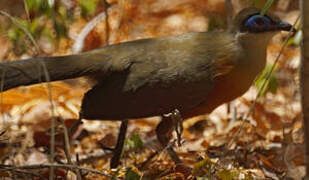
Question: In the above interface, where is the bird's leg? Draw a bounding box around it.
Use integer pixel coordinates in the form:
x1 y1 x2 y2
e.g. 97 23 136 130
68 112 84 137
110 119 128 169
76 112 128 168
156 110 183 164
171 109 183 147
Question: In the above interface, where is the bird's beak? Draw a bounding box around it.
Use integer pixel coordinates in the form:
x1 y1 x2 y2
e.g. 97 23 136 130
277 21 296 33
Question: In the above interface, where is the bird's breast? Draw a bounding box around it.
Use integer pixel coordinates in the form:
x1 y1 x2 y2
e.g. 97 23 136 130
182 59 263 119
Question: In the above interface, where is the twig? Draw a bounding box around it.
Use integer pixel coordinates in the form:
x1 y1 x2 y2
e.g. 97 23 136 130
75 154 87 177
23 0 30 22
40 63 56 180
108 1 125 43
0 10 57 179
68 114 83 137
72 12 107 54
66 136 158 165
6 168 48 180
226 15 301 149
57 117 82 179
0 164 122 180
0 69 6 113
103 0 110 45
139 140 177 170
225 0 233 28
0 11 40 54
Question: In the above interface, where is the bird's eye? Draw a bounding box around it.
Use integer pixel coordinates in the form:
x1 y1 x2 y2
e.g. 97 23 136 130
242 14 274 32
251 17 265 25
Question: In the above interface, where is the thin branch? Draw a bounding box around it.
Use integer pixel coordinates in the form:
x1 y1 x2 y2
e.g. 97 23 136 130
109 0 125 43
0 11 41 54
225 0 233 28
0 164 122 180
58 117 82 180
139 139 178 170
103 0 110 45
72 12 106 54
23 0 30 22
6 168 48 180
227 15 301 149
300 0 309 178
67 136 158 165
0 10 57 179
41 63 56 180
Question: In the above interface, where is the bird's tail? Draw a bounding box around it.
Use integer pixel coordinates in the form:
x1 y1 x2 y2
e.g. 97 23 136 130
0 53 109 92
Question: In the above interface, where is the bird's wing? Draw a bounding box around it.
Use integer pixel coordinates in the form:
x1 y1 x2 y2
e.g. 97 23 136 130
81 32 243 119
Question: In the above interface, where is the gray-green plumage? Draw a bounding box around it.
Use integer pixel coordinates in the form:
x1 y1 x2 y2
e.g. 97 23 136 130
0 7 294 120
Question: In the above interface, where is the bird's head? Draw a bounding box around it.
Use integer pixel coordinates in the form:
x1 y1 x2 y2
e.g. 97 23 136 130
231 7 295 34
230 7 295 51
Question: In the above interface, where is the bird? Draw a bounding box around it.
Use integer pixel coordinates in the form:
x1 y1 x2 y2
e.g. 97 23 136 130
0 7 295 168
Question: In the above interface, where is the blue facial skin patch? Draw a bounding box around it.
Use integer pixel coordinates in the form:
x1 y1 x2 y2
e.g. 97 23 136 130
243 14 276 32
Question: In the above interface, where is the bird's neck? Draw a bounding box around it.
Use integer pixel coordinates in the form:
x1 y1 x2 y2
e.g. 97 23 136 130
236 32 276 74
